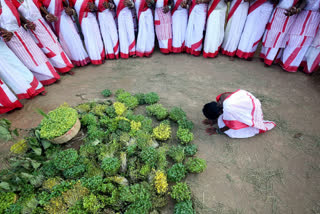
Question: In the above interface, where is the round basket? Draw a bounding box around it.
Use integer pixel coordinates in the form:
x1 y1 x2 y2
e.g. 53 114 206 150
51 118 81 144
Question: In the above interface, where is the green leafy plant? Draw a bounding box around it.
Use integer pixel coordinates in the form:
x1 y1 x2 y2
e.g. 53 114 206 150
177 128 193 144
53 148 79 170
140 147 158 168
91 104 108 117
0 192 16 213
117 93 139 109
0 119 18 142
169 107 186 122
39 106 78 140
144 92 159 104
101 157 121 176
83 193 103 213
185 157 207 173
177 118 194 130
75 103 91 113
184 144 198 157
153 122 171 141
168 146 185 163
101 89 112 97
170 182 191 202
134 93 146 105
174 200 195 214
146 104 168 120
167 163 187 182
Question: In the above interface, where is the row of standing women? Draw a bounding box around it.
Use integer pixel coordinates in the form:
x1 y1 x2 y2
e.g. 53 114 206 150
0 0 319 114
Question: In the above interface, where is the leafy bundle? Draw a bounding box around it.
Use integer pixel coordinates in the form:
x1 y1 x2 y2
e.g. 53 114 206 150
0 90 205 214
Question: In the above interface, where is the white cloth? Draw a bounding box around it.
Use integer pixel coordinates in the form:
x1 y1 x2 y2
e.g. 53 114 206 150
74 0 105 64
185 2 208 56
302 29 320 73
280 0 320 72
0 79 23 114
114 0 136 58
44 0 89 66
260 0 297 65
95 0 119 59
217 89 276 138
221 0 249 56
0 40 44 99
0 0 60 85
236 0 274 59
135 0 155 57
203 0 226 57
171 0 188 52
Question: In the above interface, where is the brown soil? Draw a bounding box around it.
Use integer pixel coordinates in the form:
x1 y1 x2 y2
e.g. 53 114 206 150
1 52 320 213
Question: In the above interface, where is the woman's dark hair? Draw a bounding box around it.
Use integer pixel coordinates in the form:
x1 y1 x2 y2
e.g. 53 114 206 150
202 102 222 120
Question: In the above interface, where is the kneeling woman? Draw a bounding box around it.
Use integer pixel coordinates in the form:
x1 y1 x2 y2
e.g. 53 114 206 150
202 89 276 138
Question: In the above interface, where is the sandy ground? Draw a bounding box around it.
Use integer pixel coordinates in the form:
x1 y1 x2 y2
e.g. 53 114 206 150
1 51 320 214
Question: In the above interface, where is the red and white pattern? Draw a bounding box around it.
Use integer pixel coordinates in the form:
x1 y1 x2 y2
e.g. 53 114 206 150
302 29 320 73
171 0 188 53
114 0 136 58
280 0 320 72
217 89 276 138
41 0 90 66
236 0 274 59
135 0 155 57
185 1 208 56
73 0 105 64
260 0 298 65
96 0 119 59
203 0 226 58
0 79 23 114
0 40 45 99
221 0 249 56
155 0 172 53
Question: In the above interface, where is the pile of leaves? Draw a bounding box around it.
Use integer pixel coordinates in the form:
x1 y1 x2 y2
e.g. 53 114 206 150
0 89 206 214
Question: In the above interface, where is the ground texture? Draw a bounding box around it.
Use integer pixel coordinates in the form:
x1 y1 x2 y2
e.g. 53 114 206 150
1 52 320 214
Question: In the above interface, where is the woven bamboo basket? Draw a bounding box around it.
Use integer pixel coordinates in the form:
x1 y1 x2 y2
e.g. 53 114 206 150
51 118 81 144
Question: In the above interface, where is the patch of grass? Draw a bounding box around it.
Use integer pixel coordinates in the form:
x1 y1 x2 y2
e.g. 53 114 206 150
193 197 243 214
226 174 233 183
244 167 283 198
255 94 280 106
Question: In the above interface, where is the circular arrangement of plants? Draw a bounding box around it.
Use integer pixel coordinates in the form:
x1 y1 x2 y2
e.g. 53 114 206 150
0 89 206 214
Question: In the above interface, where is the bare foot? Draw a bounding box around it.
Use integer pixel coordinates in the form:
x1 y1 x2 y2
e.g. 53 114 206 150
41 91 47 96
264 64 271 67
68 71 75 75
206 127 217 135
229 56 235 61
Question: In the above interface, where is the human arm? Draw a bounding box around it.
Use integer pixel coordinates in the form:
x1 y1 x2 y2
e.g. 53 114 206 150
196 0 210 4
284 0 306 16
205 126 230 135
40 6 58 21
180 0 189 8
0 27 14 42
103 0 116 10
87 1 98 11
19 15 36 30
124 0 135 8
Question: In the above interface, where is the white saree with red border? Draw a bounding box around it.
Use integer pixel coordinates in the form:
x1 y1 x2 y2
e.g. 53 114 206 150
171 0 188 53
221 0 249 57
185 0 207 56
236 0 274 59
0 0 60 85
114 0 136 58
217 89 276 138
135 0 155 57
0 40 44 99
203 0 226 58
95 0 119 59
0 79 23 114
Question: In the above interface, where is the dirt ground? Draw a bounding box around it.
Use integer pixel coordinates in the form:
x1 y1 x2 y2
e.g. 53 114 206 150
1 51 320 214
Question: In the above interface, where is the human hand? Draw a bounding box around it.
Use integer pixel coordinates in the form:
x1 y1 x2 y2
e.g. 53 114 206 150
124 0 134 8
46 14 58 22
88 2 97 11
0 29 13 42
65 7 74 16
25 20 36 31
180 0 188 8
205 127 217 135
162 5 170 13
